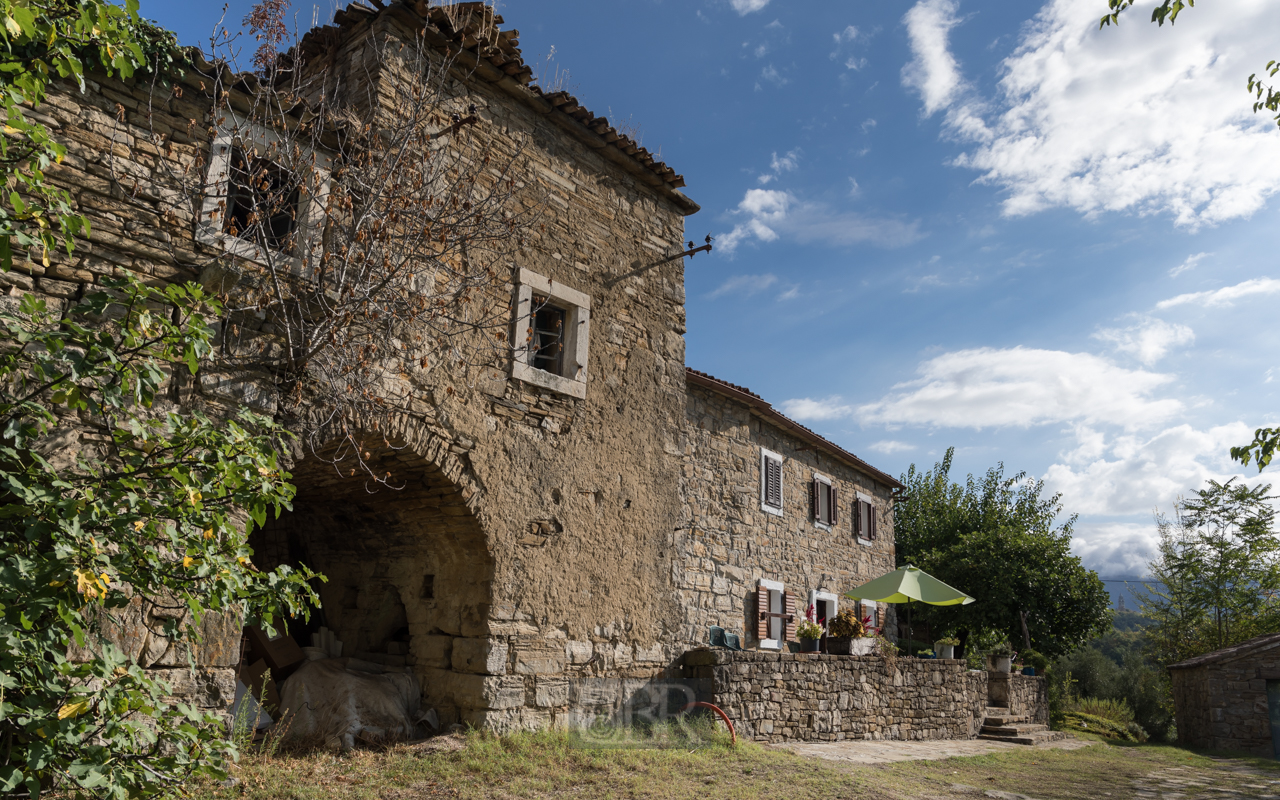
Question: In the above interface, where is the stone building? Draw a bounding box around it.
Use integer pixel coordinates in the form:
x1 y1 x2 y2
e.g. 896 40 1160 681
1169 633 1280 756
19 1 914 735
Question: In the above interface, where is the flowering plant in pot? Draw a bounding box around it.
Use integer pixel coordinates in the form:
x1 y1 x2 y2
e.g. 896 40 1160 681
825 608 864 655
934 636 960 660
797 605 824 652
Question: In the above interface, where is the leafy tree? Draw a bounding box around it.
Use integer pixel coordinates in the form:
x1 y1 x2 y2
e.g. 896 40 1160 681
896 448 1111 659
0 275 320 795
1139 478 1280 666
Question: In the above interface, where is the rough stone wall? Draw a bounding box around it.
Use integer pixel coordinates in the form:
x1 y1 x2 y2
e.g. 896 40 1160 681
682 649 989 743
21 9 694 729
1172 652 1280 755
678 383 898 648
988 672 1049 726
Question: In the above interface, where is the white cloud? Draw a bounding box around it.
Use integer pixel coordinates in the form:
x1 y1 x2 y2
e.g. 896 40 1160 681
1093 316 1195 366
758 149 800 184
708 273 778 299
1156 277 1280 309
834 25 859 44
1069 521 1159 579
718 188 922 253
901 0 966 117
941 0 1280 227
867 439 917 455
1044 422 1253 516
779 396 855 421
1169 252 1209 278
730 0 770 15
759 64 787 87
859 347 1182 430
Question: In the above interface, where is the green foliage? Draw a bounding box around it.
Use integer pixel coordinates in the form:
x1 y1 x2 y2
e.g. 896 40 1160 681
963 628 1006 670
1140 479 1280 666
0 0 186 268
1060 711 1146 743
1099 0 1192 30
896 448 1112 658
0 275 320 798
1021 648 1049 673
1053 624 1175 741
827 608 864 639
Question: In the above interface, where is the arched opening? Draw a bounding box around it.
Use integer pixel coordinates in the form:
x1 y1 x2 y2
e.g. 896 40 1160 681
248 433 494 728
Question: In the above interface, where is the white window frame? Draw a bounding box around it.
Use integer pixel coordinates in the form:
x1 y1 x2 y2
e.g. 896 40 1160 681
759 578 784 650
760 448 784 517
860 599 879 630
197 117 332 274
512 267 591 399
809 590 838 634
855 490 875 547
813 472 833 531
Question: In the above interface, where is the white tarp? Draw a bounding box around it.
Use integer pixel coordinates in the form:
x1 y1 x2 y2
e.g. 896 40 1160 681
276 658 421 751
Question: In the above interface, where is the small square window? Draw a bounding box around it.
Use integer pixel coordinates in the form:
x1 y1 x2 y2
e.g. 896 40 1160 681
512 269 591 399
224 147 301 253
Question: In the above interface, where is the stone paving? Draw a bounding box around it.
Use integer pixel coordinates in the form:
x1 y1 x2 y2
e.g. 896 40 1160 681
775 735 1089 765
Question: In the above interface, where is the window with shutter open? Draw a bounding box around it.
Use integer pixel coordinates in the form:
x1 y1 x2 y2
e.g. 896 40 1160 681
812 475 834 527
855 497 877 541
760 449 783 516
756 578 787 648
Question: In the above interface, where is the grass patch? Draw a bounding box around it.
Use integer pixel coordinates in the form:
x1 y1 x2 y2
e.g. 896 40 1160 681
194 730 1280 800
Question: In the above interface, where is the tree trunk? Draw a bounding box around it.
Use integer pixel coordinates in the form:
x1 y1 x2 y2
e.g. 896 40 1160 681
1020 609 1032 650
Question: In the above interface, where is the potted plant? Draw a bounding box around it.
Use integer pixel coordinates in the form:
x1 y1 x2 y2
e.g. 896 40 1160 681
797 605 823 653
1020 648 1048 677
918 648 935 659
987 641 1016 673
934 635 960 660
825 608 865 655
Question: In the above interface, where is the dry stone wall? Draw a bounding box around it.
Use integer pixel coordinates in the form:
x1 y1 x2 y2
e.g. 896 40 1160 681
678 383 898 648
682 649 990 743
1171 649 1280 755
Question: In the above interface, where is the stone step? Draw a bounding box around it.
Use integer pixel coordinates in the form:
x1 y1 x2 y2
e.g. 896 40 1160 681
980 723 1050 737
983 714 1029 726
978 729 1070 746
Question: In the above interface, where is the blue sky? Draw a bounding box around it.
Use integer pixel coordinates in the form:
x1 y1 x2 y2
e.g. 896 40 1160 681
143 0 1280 579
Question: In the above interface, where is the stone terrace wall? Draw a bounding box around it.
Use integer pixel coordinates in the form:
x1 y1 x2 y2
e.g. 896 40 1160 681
988 671 1049 726
1172 649 1280 755
678 383 898 648
682 649 989 743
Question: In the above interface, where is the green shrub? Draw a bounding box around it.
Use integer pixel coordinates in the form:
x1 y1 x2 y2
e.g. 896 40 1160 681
1068 696 1135 726
1059 711 1147 742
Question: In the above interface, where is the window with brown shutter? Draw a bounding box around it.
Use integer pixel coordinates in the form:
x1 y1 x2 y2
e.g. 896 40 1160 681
812 475 834 527
869 505 878 540
855 498 876 541
760 449 784 516
831 486 839 526
756 578 788 648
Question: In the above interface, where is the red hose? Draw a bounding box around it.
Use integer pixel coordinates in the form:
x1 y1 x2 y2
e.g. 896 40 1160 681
682 700 736 746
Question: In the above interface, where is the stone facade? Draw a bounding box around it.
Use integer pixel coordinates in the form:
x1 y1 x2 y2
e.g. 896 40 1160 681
679 374 902 648
20 1 918 737
681 649 1047 743
1170 633 1280 756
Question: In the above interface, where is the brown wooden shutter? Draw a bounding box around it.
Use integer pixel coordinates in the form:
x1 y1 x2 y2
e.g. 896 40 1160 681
853 500 863 537
756 584 770 640
869 505 878 540
810 480 819 522
766 457 782 508
784 591 797 642
830 486 839 526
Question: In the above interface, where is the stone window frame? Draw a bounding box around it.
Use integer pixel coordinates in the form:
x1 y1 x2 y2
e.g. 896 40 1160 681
855 491 876 547
812 472 834 531
758 578 785 651
512 267 591 399
197 117 333 273
809 589 838 634
760 447 784 517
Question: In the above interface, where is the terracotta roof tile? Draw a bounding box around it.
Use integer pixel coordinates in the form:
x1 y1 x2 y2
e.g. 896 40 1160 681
686 368 904 491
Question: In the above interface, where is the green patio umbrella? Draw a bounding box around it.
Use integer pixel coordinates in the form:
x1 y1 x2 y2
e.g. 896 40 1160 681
844 565 975 606
844 565 974 649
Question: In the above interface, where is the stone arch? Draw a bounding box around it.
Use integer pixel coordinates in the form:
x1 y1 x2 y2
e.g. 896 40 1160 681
249 411 495 725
